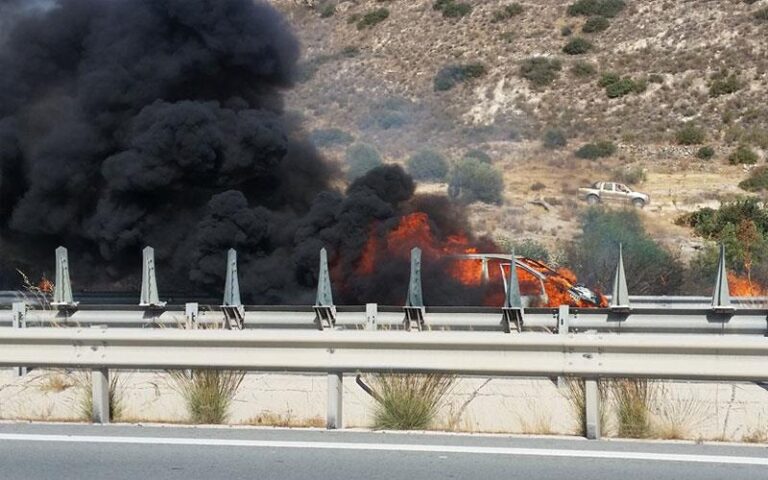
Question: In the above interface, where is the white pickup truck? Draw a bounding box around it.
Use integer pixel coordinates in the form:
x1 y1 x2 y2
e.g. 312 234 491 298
578 181 650 208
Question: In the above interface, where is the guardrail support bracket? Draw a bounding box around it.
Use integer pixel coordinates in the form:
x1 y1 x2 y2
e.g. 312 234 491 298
314 248 337 330
12 302 28 377
140 246 166 308
404 247 426 331
326 372 343 430
712 244 736 314
609 243 631 312
52 246 78 310
502 250 525 333
222 249 245 329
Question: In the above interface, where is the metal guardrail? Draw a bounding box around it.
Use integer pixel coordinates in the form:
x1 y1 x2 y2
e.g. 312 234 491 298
1 327 767 440
1 304 766 334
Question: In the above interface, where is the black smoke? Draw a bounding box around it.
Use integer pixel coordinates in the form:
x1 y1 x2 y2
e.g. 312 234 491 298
0 0 490 305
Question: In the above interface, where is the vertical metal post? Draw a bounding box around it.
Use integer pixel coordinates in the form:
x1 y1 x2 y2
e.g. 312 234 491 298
481 258 489 284
185 302 198 330
327 372 343 430
12 302 27 377
91 367 110 424
365 303 377 331
585 378 601 440
555 305 570 388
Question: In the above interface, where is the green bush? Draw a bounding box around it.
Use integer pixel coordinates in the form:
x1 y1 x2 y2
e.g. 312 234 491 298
319 3 336 18
169 369 245 424
675 123 705 145
575 140 616 159
566 208 684 294
464 149 492 164
613 165 646 185
434 0 472 18
310 128 354 148
492 3 524 21
605 77 635 98
563 37 593 55
739 166 768 192
728 145 759 165
520 57 562 87
582 15 610 33
696 146 715 160
346 143 383 180
598 72 620 87
407 150 449 181
357 8 389 29
567 0 626 17
498 238 551 262
572 60 597 77
447 157 505 204
611 379 655 439
755 7 768 21
434 63 487 91
709 72 742 97
648 73 664 83
542 128 568 149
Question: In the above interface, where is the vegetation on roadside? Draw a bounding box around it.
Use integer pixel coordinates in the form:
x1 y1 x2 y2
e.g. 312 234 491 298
368 373 455 430
675 123 706 145
563 37 593 55
709 71 742 97
611 378 655 438
567 0 626 18
739 166 768 192
492 3 524 22
582 15 610 33
566 208 683 295
696 146 715 160
599 72 646 98
75 371 124 421
571 60 597 77
168 369 245 424
563 378 608 436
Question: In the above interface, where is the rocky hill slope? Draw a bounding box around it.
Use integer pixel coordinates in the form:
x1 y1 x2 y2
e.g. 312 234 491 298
272 0 768 259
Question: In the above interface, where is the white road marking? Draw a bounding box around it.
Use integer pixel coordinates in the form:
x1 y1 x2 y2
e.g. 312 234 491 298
0 433 766 466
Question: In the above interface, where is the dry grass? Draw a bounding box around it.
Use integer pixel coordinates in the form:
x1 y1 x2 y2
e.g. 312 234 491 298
367 373 455 430
37 372 75 393
741 427 768 444
167 369 245 424
73 371 125 421
650 383 711 440
610 378 657 439
245 411 325 428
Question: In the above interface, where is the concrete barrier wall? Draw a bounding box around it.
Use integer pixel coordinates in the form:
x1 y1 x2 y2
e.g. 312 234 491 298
1 369 766 441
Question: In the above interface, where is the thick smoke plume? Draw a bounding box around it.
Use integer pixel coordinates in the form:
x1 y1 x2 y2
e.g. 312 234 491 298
0 0 491 304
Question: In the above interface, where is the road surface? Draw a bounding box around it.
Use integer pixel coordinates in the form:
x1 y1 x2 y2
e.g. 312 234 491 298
0 423 766 479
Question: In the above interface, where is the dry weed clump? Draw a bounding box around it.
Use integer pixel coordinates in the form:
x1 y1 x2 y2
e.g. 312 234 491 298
73 371 125 421
167 369 245 424
650 383 711 440
610 378 656 438
246 411 325 428
367 373 455 430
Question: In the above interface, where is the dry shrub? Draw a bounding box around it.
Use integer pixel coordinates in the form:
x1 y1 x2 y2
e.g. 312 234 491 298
247 411 324 428
368 373 455 430
73 371 125 421
168 369 245 424
610 378 656 438
650 383 711 440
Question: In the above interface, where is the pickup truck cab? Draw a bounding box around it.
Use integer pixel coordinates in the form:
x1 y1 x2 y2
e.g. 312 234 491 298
578 181 650 208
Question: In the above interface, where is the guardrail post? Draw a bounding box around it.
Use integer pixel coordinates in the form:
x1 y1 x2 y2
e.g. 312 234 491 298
365 303 377 331
584 378 601 440
327 372 343 429
555 305 570 388
12 302 27 377
90 325 110 424
185 302 198 330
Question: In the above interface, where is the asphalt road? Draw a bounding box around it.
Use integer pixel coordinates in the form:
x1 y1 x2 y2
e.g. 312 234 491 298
0 423 766 480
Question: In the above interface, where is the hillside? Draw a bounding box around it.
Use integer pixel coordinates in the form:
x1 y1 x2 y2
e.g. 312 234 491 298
271 0 768 260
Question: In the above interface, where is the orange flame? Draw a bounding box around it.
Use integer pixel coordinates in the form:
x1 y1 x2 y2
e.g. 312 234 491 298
727 272 766 297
